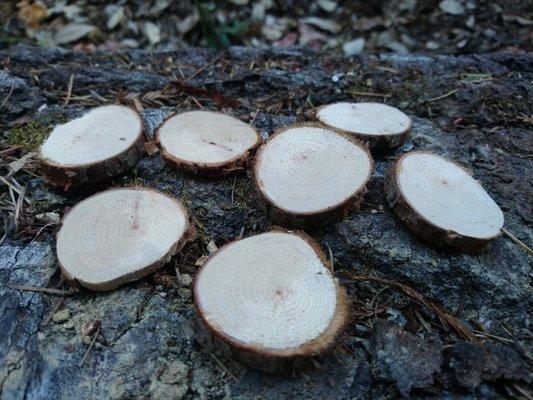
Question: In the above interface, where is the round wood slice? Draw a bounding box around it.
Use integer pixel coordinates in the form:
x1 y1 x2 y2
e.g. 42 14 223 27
315 102 412 149
194 229 348 373
385 151 504 251
57 188 194 290
39 105 145 189
155 111 261 174
253 124 373 229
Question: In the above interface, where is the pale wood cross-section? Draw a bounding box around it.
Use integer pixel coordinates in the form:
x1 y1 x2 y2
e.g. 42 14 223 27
253 124 373 228
156 110 261 174
39 105 145 189
57 188 194 290
194 229 348 373
315 102 412 149
385 151 504 251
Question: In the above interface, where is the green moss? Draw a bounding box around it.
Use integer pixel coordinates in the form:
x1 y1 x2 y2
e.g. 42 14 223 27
231 177 255 210
123 175 147 187
6 113 68 152
6 120 51 152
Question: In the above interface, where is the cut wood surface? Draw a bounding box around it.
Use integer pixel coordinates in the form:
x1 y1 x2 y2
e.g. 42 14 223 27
155 110 261 174
253 124 373 229
315 102 412 149
39 105 144 189
385 151 504 251
194 229 348 372
57 188 194 290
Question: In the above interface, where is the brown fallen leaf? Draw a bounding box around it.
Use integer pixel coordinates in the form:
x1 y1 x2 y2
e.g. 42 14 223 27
17 1 48 29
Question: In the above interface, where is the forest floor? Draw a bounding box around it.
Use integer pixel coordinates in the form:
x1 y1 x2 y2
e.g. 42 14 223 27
3 1 532 55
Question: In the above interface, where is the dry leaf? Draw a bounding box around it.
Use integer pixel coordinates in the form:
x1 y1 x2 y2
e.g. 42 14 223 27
301 17 341 34
176 12 199 34
82 320 101 337
207 240 218 254
35 212 60 223
143 141 159 155
195 255 209 267
55 23 95 44
142 21 161 45
9 152 36 174
17 1 48 29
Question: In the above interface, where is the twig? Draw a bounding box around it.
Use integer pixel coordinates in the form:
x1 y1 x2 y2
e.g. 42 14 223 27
501 228 533 255
0 177 31 204
327 246 334 271
29 222 58 244
343 272 476 341
0 218 8 245
78 326 100 367
415 310 432 333
191 96 202 108
250 108 260 125
425 88 459 103
42 297 65 327
350 91 391 98
209 353 238 381
3 283 74 296
514 384 533 400
0 145 22 155
8 175 23 190
0 80 15 109
176 65 185 79
64 73 74 106
14 185 26 228
473 330 514 344
184 54 223 82
373 65 400 74
230 175 237 205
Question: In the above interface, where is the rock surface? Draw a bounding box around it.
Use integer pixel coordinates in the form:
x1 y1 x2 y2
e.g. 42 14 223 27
371 320 442 396
0 45 531 399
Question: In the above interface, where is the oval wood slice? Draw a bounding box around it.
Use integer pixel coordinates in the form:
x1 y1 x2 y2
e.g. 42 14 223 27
253 124 373 229
39 105 144 189
57 188 194 290
385 151 504 251
194 230 348 372
316 102 412 149
155 111 261 174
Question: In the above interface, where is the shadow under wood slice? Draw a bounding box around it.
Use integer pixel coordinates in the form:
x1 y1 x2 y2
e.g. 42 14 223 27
193 229 349 373
39 105 145 190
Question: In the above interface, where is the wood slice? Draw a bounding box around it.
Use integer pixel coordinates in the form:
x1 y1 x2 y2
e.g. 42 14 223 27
253 124 373 229
57 188 194 290
385 151 504 251
315 102 412 149
193 229 348 373
39 105 145 189
155 111 261 174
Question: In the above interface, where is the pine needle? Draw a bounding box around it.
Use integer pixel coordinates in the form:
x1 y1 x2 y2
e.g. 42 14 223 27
501 228 533 255
3 283 74 296
425 88 459 103
343 272 476 341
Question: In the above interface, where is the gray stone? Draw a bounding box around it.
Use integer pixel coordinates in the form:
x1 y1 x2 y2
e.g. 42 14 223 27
450 341 532 390
371 320 443 396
